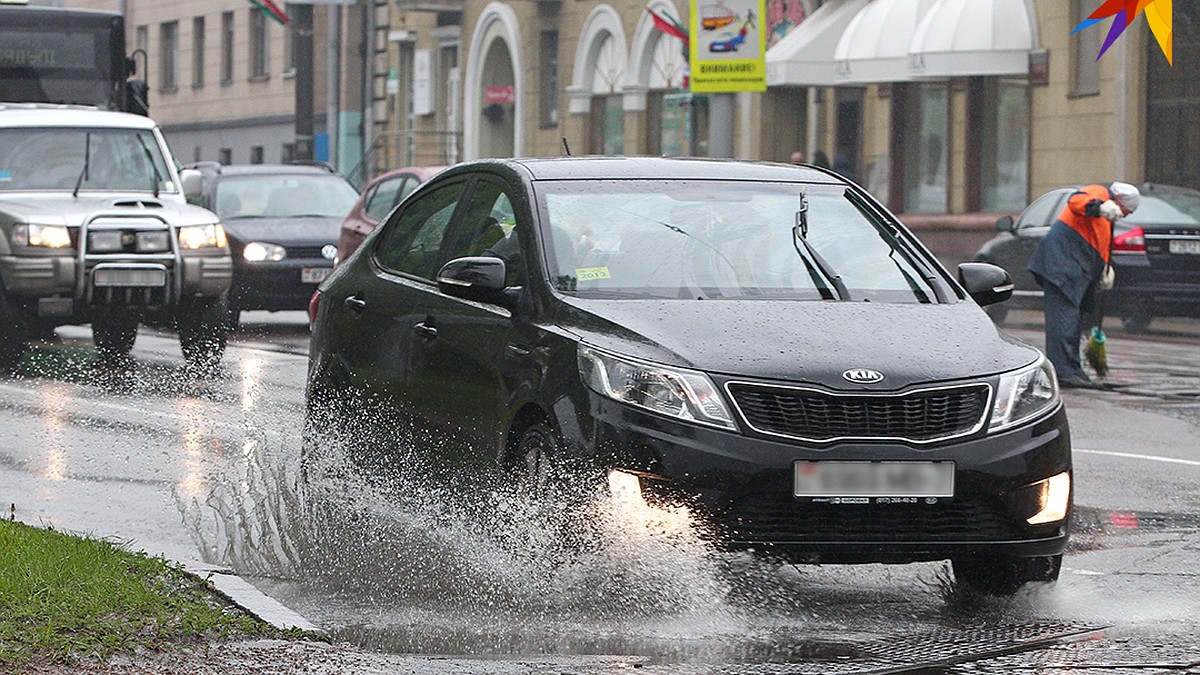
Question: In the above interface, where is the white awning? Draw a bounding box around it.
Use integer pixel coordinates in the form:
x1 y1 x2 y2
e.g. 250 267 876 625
833 0 940 83
765 0 872 87
909 0 1038 77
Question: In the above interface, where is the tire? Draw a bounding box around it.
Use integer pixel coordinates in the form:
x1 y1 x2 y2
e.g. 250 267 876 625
512 421 559 494
1121 311 1153 332
984 303 1009 323
177 293 230 370
92 311 140 361
0 290 28 370
952 553 1062 596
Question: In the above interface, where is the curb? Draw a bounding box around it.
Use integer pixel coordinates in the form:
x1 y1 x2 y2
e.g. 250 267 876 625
188 564 323 635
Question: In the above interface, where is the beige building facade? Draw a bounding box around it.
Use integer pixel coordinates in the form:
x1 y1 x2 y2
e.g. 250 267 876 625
41 0 1200 263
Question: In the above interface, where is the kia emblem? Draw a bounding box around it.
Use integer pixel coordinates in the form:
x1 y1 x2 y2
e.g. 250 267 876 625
843 368 884 384
321 244 338 261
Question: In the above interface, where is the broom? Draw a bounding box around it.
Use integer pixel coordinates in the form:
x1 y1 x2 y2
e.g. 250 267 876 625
1084 266 1111 378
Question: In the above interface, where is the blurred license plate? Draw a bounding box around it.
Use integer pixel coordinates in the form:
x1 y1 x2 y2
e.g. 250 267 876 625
1168 240 1200 255
302 267 331 283
93 268 166 287
793 461 954 498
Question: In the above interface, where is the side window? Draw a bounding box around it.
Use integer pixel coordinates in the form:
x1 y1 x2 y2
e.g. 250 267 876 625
445 181 524 287
398 176 421 202
373 182 464 279
1016 190 1067 230
364 177 404 220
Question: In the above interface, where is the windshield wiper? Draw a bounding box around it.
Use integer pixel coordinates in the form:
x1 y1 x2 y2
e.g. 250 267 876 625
135 134 162 197
72 132 92 198
793 196 850 301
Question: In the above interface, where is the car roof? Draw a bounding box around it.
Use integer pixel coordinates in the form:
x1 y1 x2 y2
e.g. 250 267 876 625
0 103 159 130
462 156 847 184
199 163 341 177
367 165 447 184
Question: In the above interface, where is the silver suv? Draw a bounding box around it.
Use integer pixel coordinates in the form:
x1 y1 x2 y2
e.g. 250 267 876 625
0 103 232 368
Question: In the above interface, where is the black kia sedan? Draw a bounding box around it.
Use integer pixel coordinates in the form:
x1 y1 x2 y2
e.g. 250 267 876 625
974 183 1200 329
306 157 1071 595
185 163 360 326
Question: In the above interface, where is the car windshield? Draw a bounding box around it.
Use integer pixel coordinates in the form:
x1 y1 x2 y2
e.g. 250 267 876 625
215 174 360 219
537 180 939 303
0 127 173 192
1126 191 1200 226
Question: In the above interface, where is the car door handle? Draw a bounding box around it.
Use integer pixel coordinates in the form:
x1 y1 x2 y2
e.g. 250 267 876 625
413 322 438 339
343 295 366 313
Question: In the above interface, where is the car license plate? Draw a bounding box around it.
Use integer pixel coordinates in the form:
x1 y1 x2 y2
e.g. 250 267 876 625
793 461 955 498
93 268 167 287
1168 239 1200 255
302 267 331 283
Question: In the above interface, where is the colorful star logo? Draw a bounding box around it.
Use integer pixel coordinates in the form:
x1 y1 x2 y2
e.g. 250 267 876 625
1073 0 1173 65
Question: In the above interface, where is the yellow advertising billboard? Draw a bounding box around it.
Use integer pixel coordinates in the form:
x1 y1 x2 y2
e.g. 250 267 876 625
688 0 767 93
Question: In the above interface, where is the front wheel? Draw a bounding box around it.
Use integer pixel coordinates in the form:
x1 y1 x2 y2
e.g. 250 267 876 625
952 553 1062 596
513 421 559 495
92 310 140 361
177 293 229 370
0 290 28 370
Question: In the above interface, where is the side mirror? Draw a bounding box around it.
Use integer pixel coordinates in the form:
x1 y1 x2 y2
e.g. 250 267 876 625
995 215 1015 232
437 256 507 304
180 169 204 202
958 262 1014 307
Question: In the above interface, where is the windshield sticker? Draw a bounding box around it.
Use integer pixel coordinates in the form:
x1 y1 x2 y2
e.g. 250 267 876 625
575 266 611 281
0 171 12 182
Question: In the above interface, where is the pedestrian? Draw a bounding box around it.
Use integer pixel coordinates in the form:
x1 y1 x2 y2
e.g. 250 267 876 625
789 150 806 165
1028 181 1140 388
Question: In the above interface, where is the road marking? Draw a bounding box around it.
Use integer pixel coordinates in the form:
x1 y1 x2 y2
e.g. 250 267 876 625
1076 447 1200 467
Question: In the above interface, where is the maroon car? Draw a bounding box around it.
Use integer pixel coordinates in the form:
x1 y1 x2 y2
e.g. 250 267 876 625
336 166 445 264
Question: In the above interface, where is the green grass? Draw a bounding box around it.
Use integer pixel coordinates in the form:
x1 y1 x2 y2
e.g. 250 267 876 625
0 518 303 668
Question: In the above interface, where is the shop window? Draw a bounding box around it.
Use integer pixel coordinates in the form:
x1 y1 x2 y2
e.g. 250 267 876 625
980 78 1029 212
591 95 624 154
903 82 948 214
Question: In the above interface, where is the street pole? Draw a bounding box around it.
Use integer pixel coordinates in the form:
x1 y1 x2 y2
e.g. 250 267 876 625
291 3 315 161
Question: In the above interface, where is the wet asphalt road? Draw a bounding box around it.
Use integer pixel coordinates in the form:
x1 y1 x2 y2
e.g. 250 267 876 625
1 309 1198 673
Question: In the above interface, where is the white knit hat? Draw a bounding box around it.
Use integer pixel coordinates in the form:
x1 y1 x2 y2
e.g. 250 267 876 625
1110 181 1141 213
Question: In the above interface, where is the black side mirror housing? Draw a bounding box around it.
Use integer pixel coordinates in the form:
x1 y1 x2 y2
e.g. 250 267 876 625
995 215 1015 232
437 256 507 304
958 262 1014 307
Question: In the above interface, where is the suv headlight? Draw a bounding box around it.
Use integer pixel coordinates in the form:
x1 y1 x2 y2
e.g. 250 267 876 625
13 224 72 248
578 345 736 430
990 357 1059 431
178 223 228 249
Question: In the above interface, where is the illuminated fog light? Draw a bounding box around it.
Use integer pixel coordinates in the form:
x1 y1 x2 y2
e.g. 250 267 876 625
607 469 643 503
1027 471 1071 525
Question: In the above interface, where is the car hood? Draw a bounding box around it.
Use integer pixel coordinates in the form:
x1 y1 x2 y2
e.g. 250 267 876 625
555 297 1039 390
220 215 342 245
0 192 217 226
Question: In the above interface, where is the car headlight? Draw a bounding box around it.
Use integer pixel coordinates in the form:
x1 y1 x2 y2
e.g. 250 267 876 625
178 223 228 249
13 224 72 248
990 357 1059 431
578 345 736 430
243 241 287 262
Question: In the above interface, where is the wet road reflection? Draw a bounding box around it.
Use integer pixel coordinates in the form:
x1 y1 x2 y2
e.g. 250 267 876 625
1 318 1198 671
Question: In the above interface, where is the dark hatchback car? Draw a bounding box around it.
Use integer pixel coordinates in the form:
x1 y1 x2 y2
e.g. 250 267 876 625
307 157 1071 595
974 183 1200 329
186 163 360 325
336 165 446 264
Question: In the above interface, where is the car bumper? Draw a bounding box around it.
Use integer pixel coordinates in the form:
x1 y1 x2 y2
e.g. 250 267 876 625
1108 253 1200 317
577 395 1072 564
231 258 331 311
